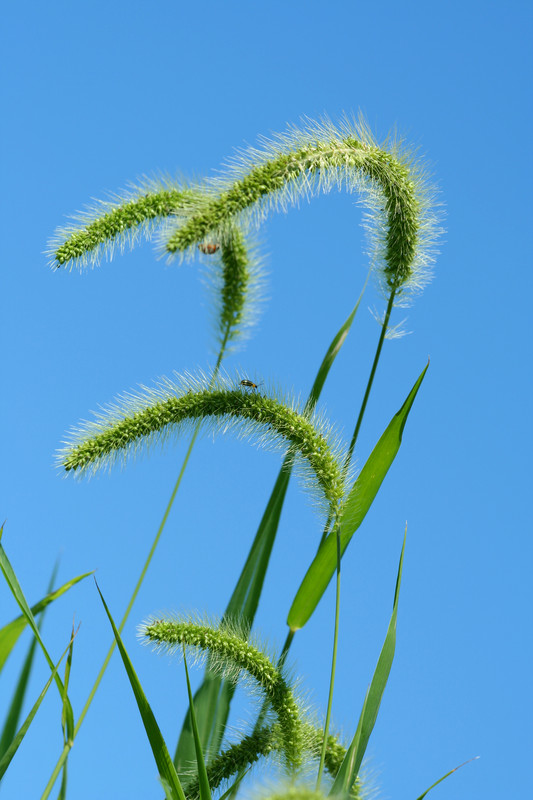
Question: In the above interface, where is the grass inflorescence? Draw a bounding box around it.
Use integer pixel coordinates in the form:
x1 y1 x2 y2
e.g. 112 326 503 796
39 112 443 800
57 369 349 516
183 722 362 800
201 227 266 350
47 177 196 270
140 615 305 770
160 116 440 301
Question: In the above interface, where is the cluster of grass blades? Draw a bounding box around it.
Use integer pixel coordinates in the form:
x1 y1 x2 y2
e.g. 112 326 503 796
1 114 475 798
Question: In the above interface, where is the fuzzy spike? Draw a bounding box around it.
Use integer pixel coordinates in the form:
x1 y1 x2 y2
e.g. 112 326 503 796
139 615 305 770
161 115 441 303
57 368 350 517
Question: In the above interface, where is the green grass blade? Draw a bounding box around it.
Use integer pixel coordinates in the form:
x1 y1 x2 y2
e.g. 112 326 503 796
174 296 365 771
0 635 40 764
0 562 59 760
0 634 74 780
288 362 428 631
329 530 406 796
61 621 76 743
95 581 186 800
56 622 78 800
182 650 212 800
415 757 479 800
0 526 76 721
305 290 367 412
0 567 93 674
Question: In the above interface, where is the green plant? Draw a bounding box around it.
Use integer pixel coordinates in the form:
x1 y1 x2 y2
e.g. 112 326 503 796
1 114 464 799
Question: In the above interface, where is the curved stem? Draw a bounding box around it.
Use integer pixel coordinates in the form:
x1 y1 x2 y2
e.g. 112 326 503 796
73 327 231 737
41 326 232 800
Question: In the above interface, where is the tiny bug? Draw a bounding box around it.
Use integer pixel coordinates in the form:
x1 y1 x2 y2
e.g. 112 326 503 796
198 243 220 255
239 379 262 390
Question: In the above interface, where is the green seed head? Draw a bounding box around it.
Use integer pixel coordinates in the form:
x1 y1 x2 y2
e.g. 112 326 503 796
58 369 349 519
139 615 305 770
161 115 441 304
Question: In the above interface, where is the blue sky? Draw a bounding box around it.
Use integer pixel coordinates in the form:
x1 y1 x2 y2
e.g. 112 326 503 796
1 1 532 798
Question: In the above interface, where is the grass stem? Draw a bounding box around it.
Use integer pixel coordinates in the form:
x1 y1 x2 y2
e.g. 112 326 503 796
345 287 396 470
41 328 231 799
316 523 341 789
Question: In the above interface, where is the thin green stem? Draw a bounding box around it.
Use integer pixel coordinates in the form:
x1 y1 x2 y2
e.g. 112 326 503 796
41 326 232 800
316 522 341 789
345 287 397 471
314 290 396 787
74 329 231 738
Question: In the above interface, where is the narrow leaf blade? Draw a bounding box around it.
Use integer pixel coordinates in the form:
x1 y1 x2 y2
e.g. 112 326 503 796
0 569 92 674
415 757 479 800
95 582 186 800
288 362 428 630
0 634 73 780
330 530 406 795
0 562 59 759
0 528 75 719
182 651 212 800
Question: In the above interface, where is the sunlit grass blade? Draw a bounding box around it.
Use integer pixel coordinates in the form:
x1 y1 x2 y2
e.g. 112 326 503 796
174 294 365 771
0 525 75 722
329 530 406 796
415 757 479 800
0 561 59 759
95 581 186 800
182 649 212 800
0 567 93 674
305 288 367 412
0 632 75 780
287 362 428 631
57 621 78 800
0 635 40 765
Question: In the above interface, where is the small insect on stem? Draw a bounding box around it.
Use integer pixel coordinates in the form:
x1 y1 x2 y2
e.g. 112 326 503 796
239 379 263 390
198 243 220 254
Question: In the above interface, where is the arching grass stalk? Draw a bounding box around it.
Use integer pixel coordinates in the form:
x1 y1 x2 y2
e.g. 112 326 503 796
41 351 230 800
160 116 439 305
58 371 349 517
48 178 195 270
150 117 438 781
140 617 305 771
45 360 348 793
66 229 257 731
43 228 260 798
183 722 362 800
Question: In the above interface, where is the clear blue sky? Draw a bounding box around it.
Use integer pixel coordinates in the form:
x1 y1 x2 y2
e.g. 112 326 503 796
1 1 532 798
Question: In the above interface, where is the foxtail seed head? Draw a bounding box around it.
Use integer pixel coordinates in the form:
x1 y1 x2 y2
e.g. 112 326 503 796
201 226 266 351
183 722 363 800
57 369 349 518
139 615 305 771
47 176 195 271
161 115 441 303
47 179 267 350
